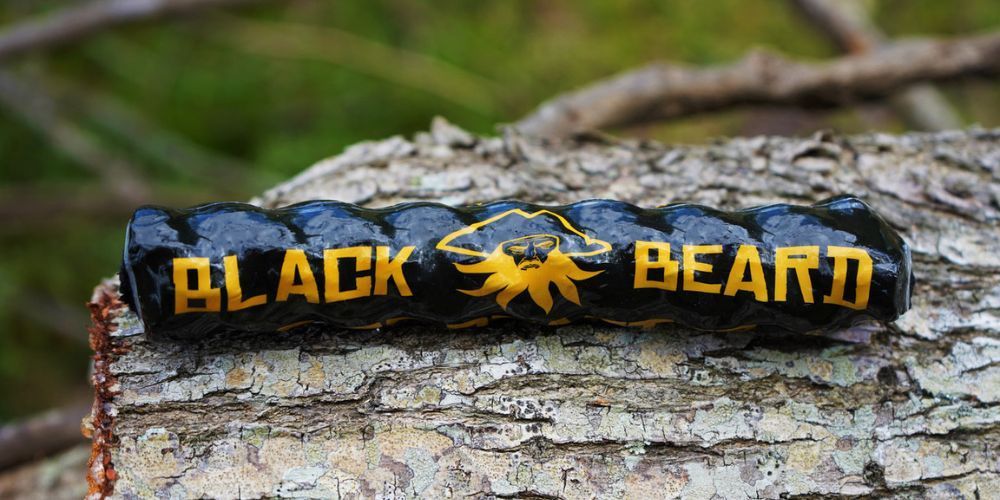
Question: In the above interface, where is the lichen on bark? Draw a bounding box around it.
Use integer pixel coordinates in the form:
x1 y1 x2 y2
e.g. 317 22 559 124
92 122 1000 498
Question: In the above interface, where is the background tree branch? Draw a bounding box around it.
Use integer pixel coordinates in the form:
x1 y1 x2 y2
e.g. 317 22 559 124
790 0 962 130
0 0 272 62
0 70 150 203
0 403 90 471
0 1 278 214
516 32 1000 138
215 16 500 113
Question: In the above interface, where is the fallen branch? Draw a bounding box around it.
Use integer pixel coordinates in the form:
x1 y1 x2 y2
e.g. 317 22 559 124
0 0 270 62
516 32 1000 138
791 0 961 130
0 403 90 471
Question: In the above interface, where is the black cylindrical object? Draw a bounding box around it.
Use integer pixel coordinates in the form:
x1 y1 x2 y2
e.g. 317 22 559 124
120 195 912 339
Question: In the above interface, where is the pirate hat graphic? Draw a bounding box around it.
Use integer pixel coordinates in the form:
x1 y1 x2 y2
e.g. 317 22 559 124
436 209 611 258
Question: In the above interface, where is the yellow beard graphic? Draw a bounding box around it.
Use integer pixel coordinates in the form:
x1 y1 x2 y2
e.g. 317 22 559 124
436 209 612 314
455 234 602 313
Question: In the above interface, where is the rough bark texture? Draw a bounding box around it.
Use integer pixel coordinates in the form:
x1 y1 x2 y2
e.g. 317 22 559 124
90 120 1000 498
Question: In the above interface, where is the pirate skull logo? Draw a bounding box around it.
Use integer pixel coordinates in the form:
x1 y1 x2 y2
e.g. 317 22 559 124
436 209 611 313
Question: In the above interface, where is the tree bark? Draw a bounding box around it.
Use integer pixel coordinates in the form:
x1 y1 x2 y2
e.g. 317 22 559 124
89 121 1000 498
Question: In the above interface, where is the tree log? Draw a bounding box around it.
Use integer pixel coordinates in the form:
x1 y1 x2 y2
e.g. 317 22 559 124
88 121 1000 498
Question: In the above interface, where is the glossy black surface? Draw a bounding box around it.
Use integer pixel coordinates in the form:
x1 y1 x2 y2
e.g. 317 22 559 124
120 195 912 339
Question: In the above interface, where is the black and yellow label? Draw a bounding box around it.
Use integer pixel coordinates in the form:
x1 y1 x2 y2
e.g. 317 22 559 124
437 208 611 313
119 196 912 339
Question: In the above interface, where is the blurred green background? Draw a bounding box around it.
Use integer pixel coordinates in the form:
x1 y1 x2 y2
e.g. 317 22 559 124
0 0 997 420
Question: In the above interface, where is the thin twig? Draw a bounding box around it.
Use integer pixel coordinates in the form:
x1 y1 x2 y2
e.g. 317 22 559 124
12 292 91 344
790 0 962 130
0 70 150 202
515 32 1000 138
0 183 217 228
0 0 270 62
216 16 499 113
790 0 882 52
0 1 284 206
75 85 264 196
0 403 90 471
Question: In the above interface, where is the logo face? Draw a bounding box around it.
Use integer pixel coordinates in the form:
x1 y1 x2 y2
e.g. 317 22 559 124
436 209 611 313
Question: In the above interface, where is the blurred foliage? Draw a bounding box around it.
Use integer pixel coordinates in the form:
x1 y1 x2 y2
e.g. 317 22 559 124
0 0 997 420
